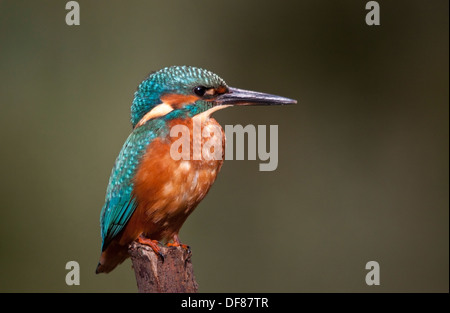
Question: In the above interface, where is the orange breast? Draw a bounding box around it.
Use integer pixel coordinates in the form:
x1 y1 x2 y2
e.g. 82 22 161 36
118 117 225 245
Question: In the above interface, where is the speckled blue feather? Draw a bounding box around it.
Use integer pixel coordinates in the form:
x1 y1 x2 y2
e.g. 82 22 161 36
100 119 167 251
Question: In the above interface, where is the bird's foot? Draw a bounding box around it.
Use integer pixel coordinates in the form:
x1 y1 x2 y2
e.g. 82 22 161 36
167 242 190 251
167 234 190 253
137 235 165 262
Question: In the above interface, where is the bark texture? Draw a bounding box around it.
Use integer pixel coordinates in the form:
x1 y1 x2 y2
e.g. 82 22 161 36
128 241 198 293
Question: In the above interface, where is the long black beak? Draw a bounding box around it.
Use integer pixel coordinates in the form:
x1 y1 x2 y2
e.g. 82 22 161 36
216 87 297 106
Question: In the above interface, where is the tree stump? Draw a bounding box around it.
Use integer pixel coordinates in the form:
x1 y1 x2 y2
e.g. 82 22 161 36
128 241 198 293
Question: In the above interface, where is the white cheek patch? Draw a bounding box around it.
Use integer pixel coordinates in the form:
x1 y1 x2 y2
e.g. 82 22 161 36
135 103 174 127
193 105 232 122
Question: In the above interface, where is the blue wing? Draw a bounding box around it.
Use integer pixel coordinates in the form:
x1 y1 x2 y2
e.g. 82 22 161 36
99 120 165 251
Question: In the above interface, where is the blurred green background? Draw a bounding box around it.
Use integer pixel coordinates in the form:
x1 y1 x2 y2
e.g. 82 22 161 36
0 0 448 292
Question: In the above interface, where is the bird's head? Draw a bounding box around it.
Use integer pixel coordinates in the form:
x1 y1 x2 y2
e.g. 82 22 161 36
131 65 296 128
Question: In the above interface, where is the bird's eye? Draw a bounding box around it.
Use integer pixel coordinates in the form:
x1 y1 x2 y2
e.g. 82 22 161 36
193 86 207 97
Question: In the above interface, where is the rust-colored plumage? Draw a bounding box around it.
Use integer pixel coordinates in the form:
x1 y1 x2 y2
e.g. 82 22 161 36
97 114 224 273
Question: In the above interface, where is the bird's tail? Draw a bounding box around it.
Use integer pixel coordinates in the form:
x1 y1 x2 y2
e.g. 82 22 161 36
95 241 129 274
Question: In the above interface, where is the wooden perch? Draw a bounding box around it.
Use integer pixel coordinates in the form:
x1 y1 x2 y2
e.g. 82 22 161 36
128 241 198 293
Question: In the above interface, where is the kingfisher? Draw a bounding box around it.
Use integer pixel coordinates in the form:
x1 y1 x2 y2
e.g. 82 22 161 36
96 66 296 274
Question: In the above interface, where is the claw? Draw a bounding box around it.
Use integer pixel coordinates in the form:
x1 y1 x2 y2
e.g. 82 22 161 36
157 251 165 263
